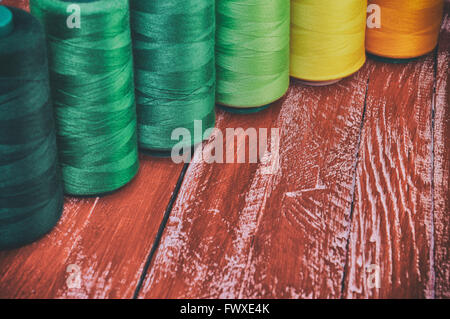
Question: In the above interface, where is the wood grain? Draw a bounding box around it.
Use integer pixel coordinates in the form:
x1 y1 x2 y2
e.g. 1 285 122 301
434 2 450 299
0 157 184 298
342 57 436 297
138 66 371 298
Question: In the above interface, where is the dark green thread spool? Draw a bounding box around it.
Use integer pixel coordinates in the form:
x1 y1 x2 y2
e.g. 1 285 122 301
30 0 139 196
0 6 64 250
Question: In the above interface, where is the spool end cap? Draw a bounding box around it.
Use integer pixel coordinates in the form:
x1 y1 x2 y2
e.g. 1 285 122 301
0 6 13 38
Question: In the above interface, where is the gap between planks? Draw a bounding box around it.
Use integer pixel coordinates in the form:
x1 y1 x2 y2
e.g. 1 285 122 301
340 76 371 296
132 163 190 298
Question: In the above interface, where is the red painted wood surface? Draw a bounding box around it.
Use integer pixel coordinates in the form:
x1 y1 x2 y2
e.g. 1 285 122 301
342 58 436 298
138 17 449 299
434 3 450 299
139 69 371 299
0 0 448 299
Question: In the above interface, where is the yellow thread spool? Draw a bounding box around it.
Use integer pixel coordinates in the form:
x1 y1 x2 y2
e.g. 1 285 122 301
366 0 444 59
290 0 367 85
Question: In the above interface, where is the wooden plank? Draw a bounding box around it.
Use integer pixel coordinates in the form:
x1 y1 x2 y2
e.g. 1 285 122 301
342 57 436 297
434 2 450 299
138 66 371 298
0 157 184 298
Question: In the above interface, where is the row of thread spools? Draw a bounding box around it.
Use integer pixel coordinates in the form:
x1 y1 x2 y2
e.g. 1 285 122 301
0 0 445 249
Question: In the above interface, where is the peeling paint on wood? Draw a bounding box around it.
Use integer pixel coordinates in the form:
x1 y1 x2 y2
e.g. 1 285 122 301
343 57 436 298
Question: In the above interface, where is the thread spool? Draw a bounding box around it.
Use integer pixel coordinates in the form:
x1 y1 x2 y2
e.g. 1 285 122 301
366 0 445 62
216 0 290 113
130 0 216 156
30 0 139 196
290 0 367 86
0 6 63 250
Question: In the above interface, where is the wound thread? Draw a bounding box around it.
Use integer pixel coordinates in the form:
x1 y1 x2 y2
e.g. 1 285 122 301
30 0 139 196
0 6 63 249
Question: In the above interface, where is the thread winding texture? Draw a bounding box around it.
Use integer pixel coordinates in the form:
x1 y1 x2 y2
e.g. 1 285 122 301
130 0 216 152
290 0 367 82
30 0 139 195
0 7 63 250
366 0 444 59
216 0 290 108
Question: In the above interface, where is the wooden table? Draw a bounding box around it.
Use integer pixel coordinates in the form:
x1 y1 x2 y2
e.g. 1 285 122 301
0 0 448 299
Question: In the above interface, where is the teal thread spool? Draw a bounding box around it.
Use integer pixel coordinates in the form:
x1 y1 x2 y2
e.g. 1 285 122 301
130 0 216 156
0 6 64 250
30 0 139 196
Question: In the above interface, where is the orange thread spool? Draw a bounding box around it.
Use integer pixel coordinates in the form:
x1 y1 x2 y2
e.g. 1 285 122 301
366 0 444 59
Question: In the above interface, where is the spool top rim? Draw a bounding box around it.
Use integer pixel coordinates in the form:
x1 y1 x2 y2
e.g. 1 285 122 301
0 6 13 38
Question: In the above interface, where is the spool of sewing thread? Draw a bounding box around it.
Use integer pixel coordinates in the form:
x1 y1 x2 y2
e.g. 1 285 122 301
290 0 367 86
216 0 290 113
130 0 216 155
30 0 139 196
366 0 444 61
0 6 64 250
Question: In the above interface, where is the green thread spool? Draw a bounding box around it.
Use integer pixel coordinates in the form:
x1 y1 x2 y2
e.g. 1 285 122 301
30 0 139 196
216 0 290 113
130 0 216 155
0 6 64 250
